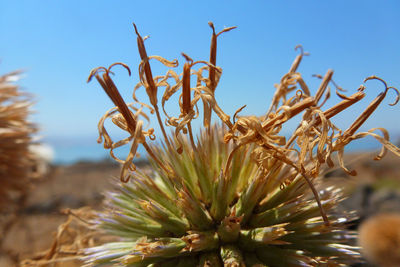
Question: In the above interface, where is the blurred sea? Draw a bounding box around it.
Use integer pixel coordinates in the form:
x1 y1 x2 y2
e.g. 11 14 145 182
45 136 146 165
44 134 398 165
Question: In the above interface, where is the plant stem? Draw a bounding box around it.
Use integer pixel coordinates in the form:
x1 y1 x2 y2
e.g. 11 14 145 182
142 141 171 175
188 122 196 150
154 105 172 148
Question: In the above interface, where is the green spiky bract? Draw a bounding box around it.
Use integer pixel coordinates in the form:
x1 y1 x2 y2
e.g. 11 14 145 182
85 127 358 267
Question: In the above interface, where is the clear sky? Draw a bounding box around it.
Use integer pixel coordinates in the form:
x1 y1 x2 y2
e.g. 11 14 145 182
1 1 400 146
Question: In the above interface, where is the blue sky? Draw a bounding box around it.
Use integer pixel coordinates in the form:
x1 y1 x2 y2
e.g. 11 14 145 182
1 1 400 147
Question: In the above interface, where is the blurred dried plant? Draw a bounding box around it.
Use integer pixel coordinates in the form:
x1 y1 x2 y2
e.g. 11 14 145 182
358 213 400 267
0 70 39 266
20 207 111 267
0 70 37 210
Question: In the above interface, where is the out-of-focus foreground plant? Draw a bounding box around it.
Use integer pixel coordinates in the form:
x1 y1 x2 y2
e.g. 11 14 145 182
358 213 400 267
0 70 37 210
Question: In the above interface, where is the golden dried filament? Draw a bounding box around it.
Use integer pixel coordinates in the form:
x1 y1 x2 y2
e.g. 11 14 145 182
89 64 172 181
262 97 315 131
342 76 398 140
285 87 366 150
133 23 158 107
297 77 311 96
88 65 137 134
233 105 247 124
182 53 193 115
108 62 131 76
289 45 309 73
102 73 137 133
204 22 236 132
315 89 366 126
314 70 333 104
133 23 174 149
342 96 382 139
208 22 217 92
387 87 400 106
208 22 236 93
180 53 196 149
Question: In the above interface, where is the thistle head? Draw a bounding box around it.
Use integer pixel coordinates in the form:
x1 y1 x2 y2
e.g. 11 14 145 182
84 22 400 266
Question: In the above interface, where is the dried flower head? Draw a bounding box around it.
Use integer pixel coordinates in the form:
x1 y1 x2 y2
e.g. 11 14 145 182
84 22 400 266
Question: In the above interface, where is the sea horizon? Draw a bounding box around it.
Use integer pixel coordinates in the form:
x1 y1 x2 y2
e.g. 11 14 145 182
43 132 400 165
